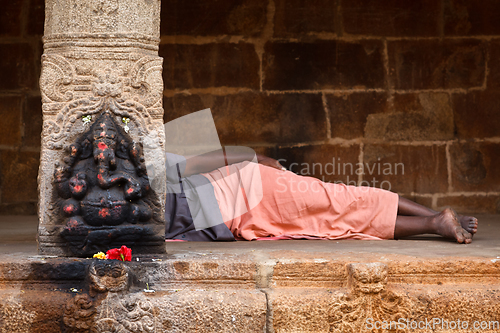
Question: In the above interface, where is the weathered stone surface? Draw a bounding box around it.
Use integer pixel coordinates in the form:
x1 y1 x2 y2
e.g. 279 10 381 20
401 194 433 209
0 294 39 332
270 285 500 332
0 43 36 90
43 0 161 36
139 258 258 289
276 144 361 184
0 288 267 333
154 290 267 332
0 202 37 215
273 0 336 37
0 0 23 36
450 141 500 192
487 40 500 89
0 258 267 333
23 96 42 148
269 260 500 332
437 194 500 214
453 91 500 139
444 0 500 36
27 0 45 36
363 144 448 194
0 95 22 146
161 0 268 37
263 40 385 90
3 238 500 332
161 43 260 90
326 92 389 139
164 92 326 145
1 0 500 216
0 150 39 203
39 0 166 255
163 94 205 123
342 0 440 37
388 40 486 90
272 258 348 288
364 92 454 141
270 289 337 332
19 291 70 333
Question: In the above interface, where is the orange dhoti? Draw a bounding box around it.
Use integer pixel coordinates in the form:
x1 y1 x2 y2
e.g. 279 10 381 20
202 162 399 241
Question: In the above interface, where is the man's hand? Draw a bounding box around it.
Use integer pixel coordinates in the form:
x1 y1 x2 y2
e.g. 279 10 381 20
257 155 286 171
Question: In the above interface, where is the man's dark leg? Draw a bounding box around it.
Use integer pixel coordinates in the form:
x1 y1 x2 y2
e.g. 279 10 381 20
397 196 477 234
394 208 472 244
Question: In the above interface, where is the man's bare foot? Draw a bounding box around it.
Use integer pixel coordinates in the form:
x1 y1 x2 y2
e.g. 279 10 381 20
433 209 472 244
457 214 478 235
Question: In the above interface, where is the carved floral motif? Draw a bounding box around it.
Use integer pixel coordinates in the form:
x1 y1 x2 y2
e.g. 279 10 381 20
40 54 163 150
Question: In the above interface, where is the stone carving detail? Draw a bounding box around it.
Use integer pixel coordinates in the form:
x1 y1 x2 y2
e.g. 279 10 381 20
0 298 36 332
55 112 163 257
64 260 157 333
91 0 119 31
39 54 76 103
40 55 163 150
328 263 426 332
38 0 165 255
63 294 96 331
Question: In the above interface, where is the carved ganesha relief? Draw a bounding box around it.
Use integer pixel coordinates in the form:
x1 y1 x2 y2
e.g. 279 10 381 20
38 50 166 255
55 112 163 256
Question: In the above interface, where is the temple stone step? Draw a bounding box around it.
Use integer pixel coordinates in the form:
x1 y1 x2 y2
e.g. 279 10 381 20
1 215 500 332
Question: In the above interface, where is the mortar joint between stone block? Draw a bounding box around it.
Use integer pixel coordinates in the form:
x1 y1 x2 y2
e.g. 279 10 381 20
446 142 453 193
431 194 438 211
358 142 364 185
483 41 491 90
382 39 394 110
321 93 331 139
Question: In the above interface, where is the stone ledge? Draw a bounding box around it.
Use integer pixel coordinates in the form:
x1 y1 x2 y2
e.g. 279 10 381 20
0 215 499 332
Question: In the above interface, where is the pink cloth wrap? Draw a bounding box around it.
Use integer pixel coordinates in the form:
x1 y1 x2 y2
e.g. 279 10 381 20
202 162 399 241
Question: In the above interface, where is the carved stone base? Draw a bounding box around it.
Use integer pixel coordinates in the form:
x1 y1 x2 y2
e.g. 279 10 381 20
1 248 500 332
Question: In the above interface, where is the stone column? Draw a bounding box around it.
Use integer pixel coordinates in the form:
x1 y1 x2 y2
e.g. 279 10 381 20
38 0 165 256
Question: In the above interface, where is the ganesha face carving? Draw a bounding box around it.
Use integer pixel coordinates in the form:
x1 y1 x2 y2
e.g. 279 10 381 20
56 112 163 256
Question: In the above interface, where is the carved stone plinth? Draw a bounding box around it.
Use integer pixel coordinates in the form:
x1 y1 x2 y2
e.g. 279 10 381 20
1 252 500 333
38 0 166 256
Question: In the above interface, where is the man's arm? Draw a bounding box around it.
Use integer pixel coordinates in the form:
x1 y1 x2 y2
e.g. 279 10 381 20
181 146 284 177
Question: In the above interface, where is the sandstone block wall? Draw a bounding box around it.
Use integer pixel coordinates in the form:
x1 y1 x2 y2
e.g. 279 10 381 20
1 0 500 215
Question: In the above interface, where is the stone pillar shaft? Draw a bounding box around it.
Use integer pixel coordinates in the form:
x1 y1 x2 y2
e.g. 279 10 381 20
38 0 165 256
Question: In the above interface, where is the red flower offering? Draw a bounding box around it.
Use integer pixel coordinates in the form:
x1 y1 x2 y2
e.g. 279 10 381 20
106 245 132 261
